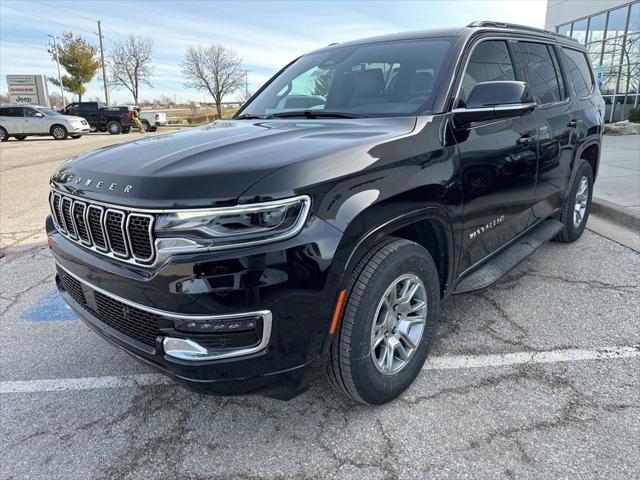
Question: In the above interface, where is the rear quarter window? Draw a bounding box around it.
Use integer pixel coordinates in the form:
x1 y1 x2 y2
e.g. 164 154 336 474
0 107 23 117
561 48 595 98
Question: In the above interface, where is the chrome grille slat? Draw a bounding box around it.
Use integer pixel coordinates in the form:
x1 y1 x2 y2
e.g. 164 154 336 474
87 205 107 251
51 193 66 233
72 201 90 245
61 197 77 239
50 191 155 265
104 209 128 257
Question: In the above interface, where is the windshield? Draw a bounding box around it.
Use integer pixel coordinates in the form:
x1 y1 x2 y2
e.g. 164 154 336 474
39 108 63 116
238 37 453 118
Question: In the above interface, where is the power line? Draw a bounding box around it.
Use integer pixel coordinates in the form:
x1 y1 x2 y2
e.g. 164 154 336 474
1 4 96 35
0 19 51 36
1 39 46 51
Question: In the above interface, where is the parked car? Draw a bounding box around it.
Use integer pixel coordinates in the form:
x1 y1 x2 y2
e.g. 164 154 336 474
60 102 134 134
0 104 90 141
106 106 166 132
140 111 167 132
47 22 603 404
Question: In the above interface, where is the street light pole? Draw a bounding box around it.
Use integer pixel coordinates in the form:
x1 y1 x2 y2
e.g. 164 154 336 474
48 34 65 109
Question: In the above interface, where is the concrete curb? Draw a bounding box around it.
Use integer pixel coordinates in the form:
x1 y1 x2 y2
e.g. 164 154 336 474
591 197 640 232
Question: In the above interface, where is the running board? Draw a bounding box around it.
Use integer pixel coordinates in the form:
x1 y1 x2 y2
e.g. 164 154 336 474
454 219 563 294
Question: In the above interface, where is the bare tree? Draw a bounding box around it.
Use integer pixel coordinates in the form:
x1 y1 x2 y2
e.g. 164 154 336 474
108 35 154 105
182 44 244 118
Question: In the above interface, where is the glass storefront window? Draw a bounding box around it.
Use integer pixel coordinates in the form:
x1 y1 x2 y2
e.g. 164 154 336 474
572 18 588 43
588 13 607 42
617 63 640 93
624 33 640 64
603 37 624 66
627 2 639 35
600 67 620 95
587 41 603 65
558 23 571 36
606 6 629 39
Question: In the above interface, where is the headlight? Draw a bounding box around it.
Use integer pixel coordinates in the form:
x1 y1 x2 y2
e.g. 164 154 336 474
154 195 311 251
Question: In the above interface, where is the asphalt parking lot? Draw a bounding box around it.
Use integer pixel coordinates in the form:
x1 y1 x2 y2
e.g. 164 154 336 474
1 135 639 479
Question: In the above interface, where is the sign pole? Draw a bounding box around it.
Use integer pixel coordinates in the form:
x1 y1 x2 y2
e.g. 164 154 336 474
48 34 66 109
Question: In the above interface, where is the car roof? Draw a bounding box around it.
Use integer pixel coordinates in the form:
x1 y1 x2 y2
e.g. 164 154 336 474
0 103 48 108
309 20 583 54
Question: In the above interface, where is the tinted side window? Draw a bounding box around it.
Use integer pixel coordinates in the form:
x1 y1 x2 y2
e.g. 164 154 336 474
0 107 23 117
459 40 515 106
562 48 594 98
518 42 564 104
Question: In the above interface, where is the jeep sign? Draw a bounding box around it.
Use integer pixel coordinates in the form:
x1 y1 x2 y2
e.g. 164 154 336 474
6 75 50 107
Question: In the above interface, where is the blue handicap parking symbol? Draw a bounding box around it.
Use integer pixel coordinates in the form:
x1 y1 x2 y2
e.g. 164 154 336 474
20 289 77 321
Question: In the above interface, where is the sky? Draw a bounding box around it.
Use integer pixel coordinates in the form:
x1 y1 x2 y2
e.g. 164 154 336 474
0 0 548 104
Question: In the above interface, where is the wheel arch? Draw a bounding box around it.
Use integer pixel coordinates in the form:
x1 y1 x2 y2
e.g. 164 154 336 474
331 204 456 298
49 123 67 134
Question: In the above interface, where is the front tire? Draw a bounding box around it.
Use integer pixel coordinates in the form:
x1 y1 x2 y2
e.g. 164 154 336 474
0 127 9 142
554 159 593 243
326 238 440 405
107 121 122 135
51 125 68 140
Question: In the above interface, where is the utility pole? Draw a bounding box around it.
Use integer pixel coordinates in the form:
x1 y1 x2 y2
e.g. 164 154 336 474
97 21 110 105
48 34 65 109
244 69 251 102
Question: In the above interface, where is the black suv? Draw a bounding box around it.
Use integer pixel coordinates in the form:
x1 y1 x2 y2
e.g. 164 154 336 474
47 22 603 404
60 102 135 134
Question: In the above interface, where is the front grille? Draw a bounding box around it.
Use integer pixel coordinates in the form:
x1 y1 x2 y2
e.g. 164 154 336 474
50 191 155 264
57 265 161 347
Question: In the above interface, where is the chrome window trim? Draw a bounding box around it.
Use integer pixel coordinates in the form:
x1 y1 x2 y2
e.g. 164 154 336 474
56 263 272 361
103 208 129 258
449 34 584 111
126 213 155 263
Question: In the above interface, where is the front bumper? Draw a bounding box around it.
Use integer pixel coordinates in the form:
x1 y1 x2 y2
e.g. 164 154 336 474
47 213 344 398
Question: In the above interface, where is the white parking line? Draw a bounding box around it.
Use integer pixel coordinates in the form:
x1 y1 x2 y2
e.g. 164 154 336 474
1 345 638 394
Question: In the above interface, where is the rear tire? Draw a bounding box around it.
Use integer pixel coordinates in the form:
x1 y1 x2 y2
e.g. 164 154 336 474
0 127 9 142
141 120 150 132
554 159 593 243
326 238 440 405
107 121 122 135
51 125 68 140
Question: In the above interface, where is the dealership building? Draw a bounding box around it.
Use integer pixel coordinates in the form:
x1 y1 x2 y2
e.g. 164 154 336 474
545 0 639 122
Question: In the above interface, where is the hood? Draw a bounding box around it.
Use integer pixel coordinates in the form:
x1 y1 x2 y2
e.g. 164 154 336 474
50 118 417 208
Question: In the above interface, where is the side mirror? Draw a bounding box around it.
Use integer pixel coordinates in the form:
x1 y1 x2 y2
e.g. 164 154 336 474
453 81 536 124
34 112 44 118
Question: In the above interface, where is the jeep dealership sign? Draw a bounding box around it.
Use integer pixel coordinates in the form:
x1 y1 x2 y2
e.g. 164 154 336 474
7 75 50 106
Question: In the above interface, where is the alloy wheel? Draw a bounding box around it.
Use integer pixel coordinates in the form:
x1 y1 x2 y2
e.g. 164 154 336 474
371 273 427 375
53 126 66 139
573 176 588 228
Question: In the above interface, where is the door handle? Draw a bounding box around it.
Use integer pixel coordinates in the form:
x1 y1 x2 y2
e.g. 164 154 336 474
567 120 578 128
517 136 534 146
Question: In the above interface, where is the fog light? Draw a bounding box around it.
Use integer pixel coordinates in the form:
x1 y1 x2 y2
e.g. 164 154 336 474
173 317 258 333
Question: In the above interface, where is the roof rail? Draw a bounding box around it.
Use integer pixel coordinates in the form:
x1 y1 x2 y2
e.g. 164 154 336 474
467 20 581 43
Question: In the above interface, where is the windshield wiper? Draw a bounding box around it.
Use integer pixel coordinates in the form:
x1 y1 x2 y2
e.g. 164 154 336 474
269 110 365 119
235 114 273 120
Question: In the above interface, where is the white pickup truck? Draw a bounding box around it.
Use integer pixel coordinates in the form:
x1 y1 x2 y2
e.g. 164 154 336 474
139 111 167 132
